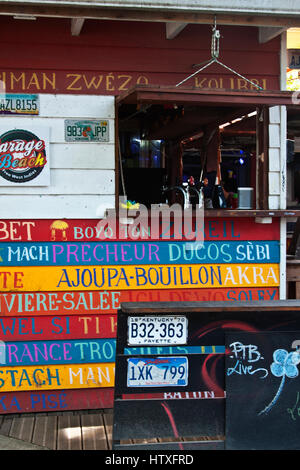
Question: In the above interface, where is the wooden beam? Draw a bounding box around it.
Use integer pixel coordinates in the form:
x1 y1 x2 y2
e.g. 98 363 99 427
71 17 85 36
258 26 287 43
257 106 269 210
116 86 294 107
166 22 188 39
0 4 300 28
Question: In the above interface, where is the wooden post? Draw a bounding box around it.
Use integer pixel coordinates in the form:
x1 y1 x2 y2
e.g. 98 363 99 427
256 106 269 209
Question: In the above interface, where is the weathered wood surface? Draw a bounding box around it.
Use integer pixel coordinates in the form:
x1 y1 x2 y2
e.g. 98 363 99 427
0 409 224 450
0 409 113 450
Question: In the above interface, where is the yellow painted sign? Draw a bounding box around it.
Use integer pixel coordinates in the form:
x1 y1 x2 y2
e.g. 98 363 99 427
0 363 115 392
0 264 279 291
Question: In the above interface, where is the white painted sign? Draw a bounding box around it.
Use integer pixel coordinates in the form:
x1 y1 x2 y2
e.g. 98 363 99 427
0 125 50 186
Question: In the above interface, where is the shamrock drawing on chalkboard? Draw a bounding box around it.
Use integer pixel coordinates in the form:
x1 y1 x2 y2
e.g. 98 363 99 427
259 349 300 415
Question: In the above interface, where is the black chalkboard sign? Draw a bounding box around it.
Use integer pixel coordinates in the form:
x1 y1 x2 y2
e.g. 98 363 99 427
226 331 300 450
112 300 300 450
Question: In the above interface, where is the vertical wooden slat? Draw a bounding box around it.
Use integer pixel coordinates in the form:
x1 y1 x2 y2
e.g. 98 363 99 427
0 415 13 436
9 416 35 442
115 99 120 209
32 415 58 450
257 105 269 209
295 281 300 299
81 413 108 450
0 410 116 450
103 410 113 449
57 413 82 450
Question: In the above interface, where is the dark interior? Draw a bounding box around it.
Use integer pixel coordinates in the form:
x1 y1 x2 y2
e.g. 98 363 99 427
117 92 257 208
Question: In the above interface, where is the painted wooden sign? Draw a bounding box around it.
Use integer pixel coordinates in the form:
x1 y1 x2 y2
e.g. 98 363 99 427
0 263 279 291
0 217 281 412
0 388 114 414
0 339 116 366
0 315 117 341
0 287 279 317
0 70 274 96
0 363 115 392
0 240 280 266
0 218 280 242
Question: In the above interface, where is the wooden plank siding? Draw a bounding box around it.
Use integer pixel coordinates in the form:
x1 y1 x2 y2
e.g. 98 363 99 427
0 95 115 219
0 170 115 195
0 409 223 450
0 18 282 94
0 195 116 218
0 410 114 450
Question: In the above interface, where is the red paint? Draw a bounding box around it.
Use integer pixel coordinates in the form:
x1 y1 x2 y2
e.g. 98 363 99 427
0 217 280 242
0 291 121 316
0 287 279 316
0 70 276 96
192 320 259 342
161 401 184 450
0 314 117 341
0 272 23 288
201 355 224 396
0 19 281 93
0 388 114 413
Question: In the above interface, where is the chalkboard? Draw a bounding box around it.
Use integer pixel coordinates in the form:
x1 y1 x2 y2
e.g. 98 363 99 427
112 301 300 450
226 331 300 450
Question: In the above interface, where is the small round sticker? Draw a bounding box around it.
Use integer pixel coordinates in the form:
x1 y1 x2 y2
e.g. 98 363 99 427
0 129 47 183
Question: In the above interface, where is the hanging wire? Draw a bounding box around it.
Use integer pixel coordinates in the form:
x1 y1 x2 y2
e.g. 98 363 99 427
118 139 127 198
175 17 263 90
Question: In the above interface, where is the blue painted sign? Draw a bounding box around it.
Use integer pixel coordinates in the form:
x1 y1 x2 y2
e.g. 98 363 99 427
0 338 116 366
0 240 280 266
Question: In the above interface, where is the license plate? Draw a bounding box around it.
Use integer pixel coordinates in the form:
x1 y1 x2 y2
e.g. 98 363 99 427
65 119 109 142
0 94 39 115
128 316 187 346
127 356 188 387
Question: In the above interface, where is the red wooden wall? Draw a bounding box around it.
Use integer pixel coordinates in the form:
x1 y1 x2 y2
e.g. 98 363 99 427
0 18 281 94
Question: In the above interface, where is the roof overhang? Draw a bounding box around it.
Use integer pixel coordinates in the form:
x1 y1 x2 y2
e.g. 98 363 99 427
117 85 294 108
2 1 300 17
117 86 295 141
1 1 300 28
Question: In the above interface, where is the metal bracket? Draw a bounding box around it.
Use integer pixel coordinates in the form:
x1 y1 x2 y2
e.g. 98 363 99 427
176 17 263 90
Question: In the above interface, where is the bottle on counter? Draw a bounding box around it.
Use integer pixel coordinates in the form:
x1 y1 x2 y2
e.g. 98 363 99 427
212 177 227 209
231 193 238 209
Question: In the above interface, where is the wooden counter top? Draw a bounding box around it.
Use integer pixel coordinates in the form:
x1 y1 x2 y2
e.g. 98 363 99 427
203 209 300 217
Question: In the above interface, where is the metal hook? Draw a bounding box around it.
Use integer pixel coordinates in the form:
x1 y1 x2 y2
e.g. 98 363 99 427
211 16 220 59
175 17 263 90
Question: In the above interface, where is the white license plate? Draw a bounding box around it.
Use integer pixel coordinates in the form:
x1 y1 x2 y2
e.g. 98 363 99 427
0 94 39 115
127 356 188 387
65 119 109 141
127 316 187 345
